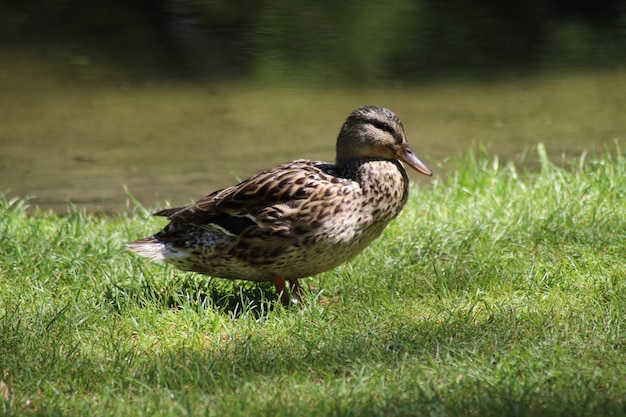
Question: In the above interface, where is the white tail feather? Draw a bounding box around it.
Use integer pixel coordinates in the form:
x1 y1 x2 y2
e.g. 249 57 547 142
127 239 190 262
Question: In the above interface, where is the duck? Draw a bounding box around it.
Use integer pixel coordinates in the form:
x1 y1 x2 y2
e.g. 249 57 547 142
127 106 432 304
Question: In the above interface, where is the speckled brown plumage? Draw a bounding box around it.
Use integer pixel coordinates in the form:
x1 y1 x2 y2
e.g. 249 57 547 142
127 106 432 302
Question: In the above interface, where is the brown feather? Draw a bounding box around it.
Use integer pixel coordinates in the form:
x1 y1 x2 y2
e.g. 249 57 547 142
127 106 432 286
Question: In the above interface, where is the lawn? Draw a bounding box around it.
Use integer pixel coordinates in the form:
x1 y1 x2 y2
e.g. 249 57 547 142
1 145 625 416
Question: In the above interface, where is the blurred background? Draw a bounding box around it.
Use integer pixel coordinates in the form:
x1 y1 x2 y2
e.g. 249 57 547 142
1 0 625 212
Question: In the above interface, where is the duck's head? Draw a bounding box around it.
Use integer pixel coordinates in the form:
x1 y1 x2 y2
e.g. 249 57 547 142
336 106 432 177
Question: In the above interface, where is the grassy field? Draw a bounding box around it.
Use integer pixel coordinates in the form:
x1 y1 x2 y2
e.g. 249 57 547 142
1 145 625 416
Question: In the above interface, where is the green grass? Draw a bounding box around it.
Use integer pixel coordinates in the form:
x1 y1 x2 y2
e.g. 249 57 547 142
1 145 626 416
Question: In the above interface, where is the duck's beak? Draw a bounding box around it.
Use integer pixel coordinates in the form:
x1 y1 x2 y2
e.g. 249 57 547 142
398 145 433 176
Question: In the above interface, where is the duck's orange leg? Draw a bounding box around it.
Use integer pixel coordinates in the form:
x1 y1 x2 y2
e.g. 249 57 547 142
272 276 290 304
272 277 301 305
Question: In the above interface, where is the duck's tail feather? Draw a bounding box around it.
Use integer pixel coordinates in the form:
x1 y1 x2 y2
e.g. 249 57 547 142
127 236 189 261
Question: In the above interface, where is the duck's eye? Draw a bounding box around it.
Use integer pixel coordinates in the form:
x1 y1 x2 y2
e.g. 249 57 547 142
371 121 394 135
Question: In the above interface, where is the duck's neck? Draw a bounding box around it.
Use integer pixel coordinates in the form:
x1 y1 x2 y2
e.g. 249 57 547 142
336 158 410 203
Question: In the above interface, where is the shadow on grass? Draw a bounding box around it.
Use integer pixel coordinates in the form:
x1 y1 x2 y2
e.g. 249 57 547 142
170 280 282 318
104 267 286 318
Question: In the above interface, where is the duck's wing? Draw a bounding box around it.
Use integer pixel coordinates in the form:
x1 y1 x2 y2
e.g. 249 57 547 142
153 160 350 233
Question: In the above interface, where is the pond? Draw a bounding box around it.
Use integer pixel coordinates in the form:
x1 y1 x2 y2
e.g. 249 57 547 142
1 69 624 213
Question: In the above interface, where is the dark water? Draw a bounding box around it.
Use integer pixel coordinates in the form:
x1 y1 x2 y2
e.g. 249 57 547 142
1 71 624 213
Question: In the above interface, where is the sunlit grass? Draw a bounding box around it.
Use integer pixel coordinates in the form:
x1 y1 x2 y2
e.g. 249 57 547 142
1 146 625 416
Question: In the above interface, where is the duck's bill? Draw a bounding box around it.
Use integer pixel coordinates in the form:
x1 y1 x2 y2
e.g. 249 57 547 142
399 146 433 176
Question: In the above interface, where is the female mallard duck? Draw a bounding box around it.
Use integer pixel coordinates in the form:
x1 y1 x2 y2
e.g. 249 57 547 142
128 106 432 303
